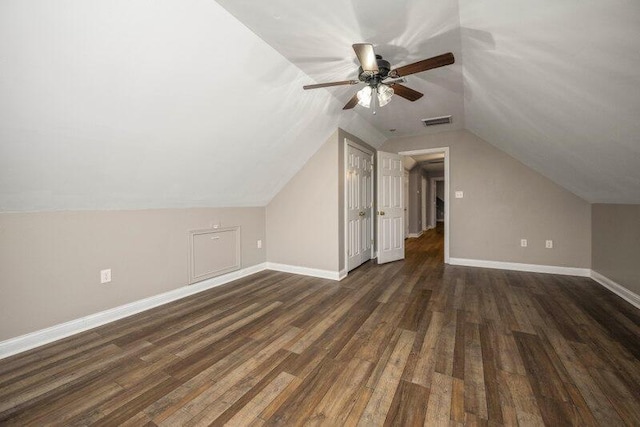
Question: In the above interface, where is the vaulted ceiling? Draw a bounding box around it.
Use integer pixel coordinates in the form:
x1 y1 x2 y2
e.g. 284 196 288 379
217 0 640 204
1 0 639 212
0 0 385 212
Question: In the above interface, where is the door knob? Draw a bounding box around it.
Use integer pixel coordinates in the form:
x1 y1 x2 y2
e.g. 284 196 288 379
379 211 385 215
359 211 365 216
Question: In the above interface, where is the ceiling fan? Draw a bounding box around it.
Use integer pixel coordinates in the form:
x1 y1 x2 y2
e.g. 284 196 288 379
303 44 455 114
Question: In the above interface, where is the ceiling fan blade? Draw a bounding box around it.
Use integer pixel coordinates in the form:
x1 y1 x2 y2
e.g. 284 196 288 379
352 43 379 72
343 93 359 110
391 84 424 101
303 80 359 90
392 52 454 77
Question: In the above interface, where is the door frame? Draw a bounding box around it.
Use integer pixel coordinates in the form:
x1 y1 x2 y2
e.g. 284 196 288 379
430 177 445 227
344 139 374 272
399 147 450 264
422 175 427 231
403 169 410 239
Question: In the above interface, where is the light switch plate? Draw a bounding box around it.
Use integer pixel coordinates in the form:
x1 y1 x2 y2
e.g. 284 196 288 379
455 191 464 199
520 239 528 247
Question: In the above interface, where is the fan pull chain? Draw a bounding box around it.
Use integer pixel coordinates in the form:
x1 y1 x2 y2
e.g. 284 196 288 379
372 86 377 115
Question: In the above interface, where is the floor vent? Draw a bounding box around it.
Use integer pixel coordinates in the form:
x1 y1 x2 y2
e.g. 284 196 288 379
422 115 452 127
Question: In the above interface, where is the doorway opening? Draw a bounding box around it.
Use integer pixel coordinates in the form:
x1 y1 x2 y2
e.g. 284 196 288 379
398 148 450 264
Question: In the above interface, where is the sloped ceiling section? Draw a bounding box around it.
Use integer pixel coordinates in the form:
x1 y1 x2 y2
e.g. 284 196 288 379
216 0 466 139
217 0 640 204
459 0 640 204
0 0 385 212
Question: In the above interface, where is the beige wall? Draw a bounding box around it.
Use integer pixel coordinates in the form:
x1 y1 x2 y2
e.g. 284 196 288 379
266 128 376 274
0 207 266 341
592 204 640 295
266 131 340 272
382 130 591 268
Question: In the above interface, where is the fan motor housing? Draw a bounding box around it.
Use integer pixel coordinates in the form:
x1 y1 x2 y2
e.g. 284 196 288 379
358 55 391 82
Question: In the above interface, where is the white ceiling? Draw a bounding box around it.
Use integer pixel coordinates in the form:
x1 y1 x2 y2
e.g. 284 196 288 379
0 0 385 212
1 0 639 211
216 0 466 138
217 0 640 203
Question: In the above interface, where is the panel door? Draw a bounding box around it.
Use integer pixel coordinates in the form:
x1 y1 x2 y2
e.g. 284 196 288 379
347 144 373 272
377 151 405 264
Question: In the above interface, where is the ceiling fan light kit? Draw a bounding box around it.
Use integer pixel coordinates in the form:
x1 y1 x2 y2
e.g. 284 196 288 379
303 43 455 114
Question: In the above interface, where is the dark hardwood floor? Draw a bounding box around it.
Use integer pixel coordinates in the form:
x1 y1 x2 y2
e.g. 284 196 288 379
1 224 640 426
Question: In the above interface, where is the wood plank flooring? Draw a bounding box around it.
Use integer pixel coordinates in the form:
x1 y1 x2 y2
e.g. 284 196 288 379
1 225 640 425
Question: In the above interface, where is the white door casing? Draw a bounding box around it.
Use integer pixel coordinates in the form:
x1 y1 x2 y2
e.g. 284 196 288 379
403 170 409 239
400 147 450 264
346 143 373 272
377 151 404 264
421 176 427 230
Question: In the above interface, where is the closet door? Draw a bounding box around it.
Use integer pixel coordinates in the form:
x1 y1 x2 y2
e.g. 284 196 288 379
347 143 372 272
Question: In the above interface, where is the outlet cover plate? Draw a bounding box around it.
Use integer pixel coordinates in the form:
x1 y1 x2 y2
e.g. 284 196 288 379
100 269 111 284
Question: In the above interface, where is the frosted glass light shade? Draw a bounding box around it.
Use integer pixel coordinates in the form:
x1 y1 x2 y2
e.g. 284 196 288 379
356 86 372 108
378 84 394 107
356 85 394 108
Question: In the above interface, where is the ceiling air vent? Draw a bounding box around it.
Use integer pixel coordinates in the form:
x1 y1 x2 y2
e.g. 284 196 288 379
422 115 452 127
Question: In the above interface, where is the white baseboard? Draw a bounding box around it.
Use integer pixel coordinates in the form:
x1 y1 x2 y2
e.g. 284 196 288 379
0 263 268 360
14 259 632 361
448 258 591 277
590 270 640 309
266 262 343 281
0 260 353 359
408 231 423 238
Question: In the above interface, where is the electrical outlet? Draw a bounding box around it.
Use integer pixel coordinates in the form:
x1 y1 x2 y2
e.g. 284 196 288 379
546 240 553 249
520 239 528 247
257 239 262 249
455 191 464 199
100 269 111 284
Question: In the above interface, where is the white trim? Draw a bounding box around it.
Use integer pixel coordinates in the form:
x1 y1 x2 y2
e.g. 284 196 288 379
448 258 591 277
403 169 410 239
338 268 348 280
408 231 423 238
421 175 427 231
0 262 268 360
344 138 374 275
399 147 450 264
591 270 640 309
266 262 344 281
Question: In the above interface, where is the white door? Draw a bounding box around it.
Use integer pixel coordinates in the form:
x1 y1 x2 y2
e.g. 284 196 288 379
347 144 373 271
377 151 404 264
